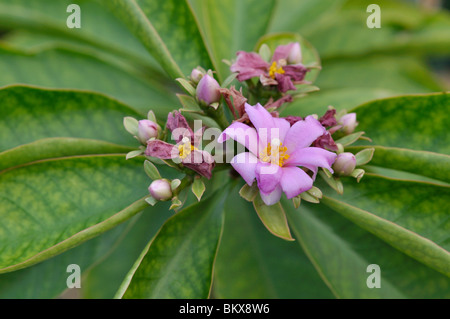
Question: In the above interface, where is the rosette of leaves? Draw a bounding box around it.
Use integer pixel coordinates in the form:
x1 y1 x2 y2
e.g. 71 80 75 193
0 0 449 299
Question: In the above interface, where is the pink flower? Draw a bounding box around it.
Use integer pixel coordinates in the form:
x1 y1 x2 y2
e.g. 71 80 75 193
230 42 309 93
145 111 215 179
218 104 337 205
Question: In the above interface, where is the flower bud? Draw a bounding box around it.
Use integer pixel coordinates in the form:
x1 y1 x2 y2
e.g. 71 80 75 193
190 68 204 84
287 42 302 64
148 179 172 201
138 120 158 144
196 73 221 105
332 152 356 176
338 113 358 135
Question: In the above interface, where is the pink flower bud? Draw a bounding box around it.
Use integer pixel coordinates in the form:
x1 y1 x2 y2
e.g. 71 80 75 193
332 152 356 176
338 113 358 135
287 42 302 64
148 179 172 201
190 68 204 84
138 120 158 144
196 73 221 105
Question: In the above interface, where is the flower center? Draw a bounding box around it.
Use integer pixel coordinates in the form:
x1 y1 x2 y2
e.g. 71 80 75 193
259 138 290 167
178 137 197 159
268 61 285 79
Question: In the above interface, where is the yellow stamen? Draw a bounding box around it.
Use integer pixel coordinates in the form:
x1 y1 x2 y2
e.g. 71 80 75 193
178 139 197 159
269 61 285 79
259 140 290 167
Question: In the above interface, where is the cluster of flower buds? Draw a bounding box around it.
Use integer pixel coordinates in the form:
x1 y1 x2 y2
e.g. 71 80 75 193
122 41 374 215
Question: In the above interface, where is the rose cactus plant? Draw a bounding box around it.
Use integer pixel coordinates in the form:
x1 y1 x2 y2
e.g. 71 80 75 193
0 0 449 300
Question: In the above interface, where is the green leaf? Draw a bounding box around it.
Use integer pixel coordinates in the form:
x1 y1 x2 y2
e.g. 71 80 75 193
0 86 144 154
285 200 450 298
0 0 163 70
253 194 294 241
355 148 375 166
143 160 162 180
213 191 334 298
268 0 346 33
191 178 206 201
100 0 214 79
0 155 150 274
188 0 276 80
117 186 230 298
0 47 177 115
348 146 450 185
0 217 133 298
319 174 450 277
238 183 259 202
123 117 139 136
0 138 132 173
81 204 175 298
353 93 450 154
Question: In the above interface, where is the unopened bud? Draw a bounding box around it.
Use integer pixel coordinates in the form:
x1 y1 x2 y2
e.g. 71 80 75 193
138 120 158 144
148 179 172 201
196 73 221 105
332 152 356 176
338 113 358 135
287 42 302 64
190 68 204 84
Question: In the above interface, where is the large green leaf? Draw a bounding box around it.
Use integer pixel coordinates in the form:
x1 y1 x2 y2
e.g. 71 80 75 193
118 185 231 299
0 155 150 274
0 47 177 115
0 214 135 298
0 0 162 71
303 2 450 60
285 200 450 298
100 0 214 79
353 93 450 154
188 0 275 81
213 190 334 298
81 203 174 298
347 146 450 185
268 0 345 33
318 175 450 277
0 86 144 153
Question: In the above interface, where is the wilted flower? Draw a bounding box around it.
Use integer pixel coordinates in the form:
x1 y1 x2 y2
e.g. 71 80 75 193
230 42 309 93
332 152 356 176
148 179 172 201
196 73 221 105
145 111 215 179
219 103 337 205
137 119 159 144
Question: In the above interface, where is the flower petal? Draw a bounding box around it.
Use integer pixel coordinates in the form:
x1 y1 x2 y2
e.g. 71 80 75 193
183 150 215 179
275 73 296 93
260 186 282 206
166 111 194 144
271 43 296 62
145 140 177 159
231 51 269 81
283 115 326 151
218 122 259 156
230 152 259 186
280 166 313 199
286 147 337 173
255 162 282 194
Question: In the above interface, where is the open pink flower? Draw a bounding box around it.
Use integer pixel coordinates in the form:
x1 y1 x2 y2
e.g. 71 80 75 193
230 42 309 93
218 104 337 205
145 111 215 179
